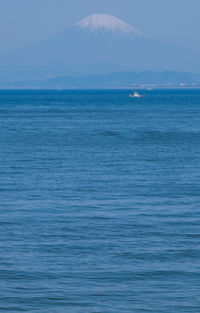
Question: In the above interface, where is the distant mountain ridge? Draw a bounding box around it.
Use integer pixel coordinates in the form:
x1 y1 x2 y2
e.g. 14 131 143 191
0 13 198 80
3 71 200 89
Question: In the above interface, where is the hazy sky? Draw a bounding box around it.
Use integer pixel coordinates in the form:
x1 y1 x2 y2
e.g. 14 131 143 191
0 0 199 52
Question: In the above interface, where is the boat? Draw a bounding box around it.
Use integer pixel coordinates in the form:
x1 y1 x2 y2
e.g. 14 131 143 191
129 91 145 98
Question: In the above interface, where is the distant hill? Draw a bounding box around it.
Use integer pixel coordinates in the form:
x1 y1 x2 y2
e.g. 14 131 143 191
0 13 199 80
2 71 200 89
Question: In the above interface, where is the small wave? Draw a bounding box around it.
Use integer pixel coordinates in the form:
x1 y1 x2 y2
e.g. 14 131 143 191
101 130 121 137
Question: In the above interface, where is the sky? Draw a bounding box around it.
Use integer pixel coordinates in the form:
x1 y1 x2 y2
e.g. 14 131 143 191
0 0 199 53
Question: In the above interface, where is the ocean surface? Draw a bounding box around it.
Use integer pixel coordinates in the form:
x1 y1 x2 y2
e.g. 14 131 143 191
0 89 200 312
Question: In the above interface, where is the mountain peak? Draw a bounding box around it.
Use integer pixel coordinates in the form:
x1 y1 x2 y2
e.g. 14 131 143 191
75 14 143 35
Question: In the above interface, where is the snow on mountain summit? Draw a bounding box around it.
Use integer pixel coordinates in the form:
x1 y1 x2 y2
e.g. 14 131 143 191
76 14 143 35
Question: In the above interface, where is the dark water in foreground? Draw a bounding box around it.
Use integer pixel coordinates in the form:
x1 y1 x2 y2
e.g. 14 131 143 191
0 90 200 312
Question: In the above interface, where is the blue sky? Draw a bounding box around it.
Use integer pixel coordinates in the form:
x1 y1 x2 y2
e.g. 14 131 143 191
0 0 199 52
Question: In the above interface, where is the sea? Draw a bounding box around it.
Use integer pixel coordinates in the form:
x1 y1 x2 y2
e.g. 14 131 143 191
0 89 200 312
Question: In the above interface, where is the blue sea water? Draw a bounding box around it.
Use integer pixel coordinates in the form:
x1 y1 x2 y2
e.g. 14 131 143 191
0 89 200 312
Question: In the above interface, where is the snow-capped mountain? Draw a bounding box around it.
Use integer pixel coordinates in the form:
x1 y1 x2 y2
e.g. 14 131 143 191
0 13 194 82
75 14 143 35
0 14 148 76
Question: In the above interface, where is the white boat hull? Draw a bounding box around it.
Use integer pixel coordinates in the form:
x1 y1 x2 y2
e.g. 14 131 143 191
129 94 145 98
